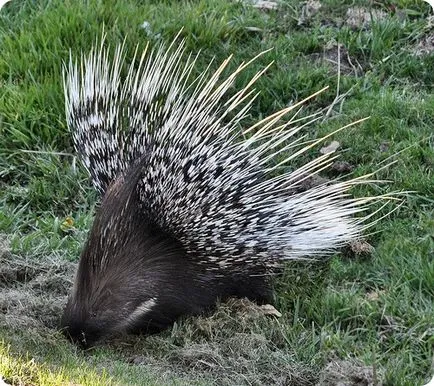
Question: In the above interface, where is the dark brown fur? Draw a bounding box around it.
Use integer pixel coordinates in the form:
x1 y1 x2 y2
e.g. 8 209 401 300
61 158 272 347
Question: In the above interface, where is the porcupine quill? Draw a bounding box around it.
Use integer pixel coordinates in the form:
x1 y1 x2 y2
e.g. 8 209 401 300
61 35 397 348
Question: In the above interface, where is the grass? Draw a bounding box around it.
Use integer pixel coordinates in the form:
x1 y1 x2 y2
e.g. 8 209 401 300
0 0 433 385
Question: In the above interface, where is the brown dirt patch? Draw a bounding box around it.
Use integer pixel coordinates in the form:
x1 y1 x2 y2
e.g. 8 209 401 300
298 0 322 26
317 359 380 386
307 44 364 76
411 33 434 57
345 7 388 30
345 240 375 259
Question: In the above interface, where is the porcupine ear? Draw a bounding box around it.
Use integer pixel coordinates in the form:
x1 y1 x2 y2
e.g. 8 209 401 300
63 34 197 196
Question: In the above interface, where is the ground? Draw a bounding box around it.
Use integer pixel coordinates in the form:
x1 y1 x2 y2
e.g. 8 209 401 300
0 0 433 385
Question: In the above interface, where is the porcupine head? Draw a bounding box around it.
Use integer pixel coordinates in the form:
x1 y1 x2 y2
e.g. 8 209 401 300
61 37 390 347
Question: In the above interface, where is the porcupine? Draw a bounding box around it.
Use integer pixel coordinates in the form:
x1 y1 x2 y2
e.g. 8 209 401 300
61 37 389 347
